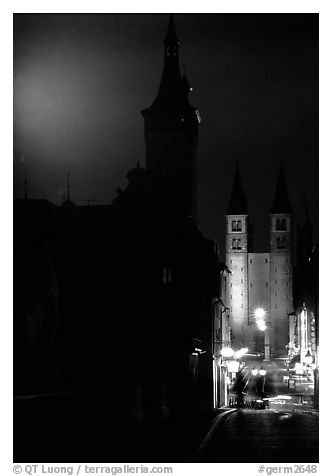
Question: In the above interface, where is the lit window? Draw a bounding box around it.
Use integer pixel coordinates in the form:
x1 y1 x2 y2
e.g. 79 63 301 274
276 218 287 231
195 109 202 123
231 220 242 232
232 239 241 250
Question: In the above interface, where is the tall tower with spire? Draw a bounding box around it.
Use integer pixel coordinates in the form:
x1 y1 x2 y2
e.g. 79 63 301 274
141 14 200 221
269 162 293 356
225 162 250 349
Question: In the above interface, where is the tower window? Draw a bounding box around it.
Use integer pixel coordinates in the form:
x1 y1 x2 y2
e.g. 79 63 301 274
274 267 277 272
266 258 269 263
276 218 287 231
241 279 243 284
249 259 252 264
274 291 278 296
250 282 253 288
266 282 268 287
241 267 244 272
232 239 241 250
286 258 288 263
231 219 242 232
277 237 286 249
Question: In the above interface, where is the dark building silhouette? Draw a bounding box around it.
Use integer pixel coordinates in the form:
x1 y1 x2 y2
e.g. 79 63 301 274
141 14 200 222
14 16 220 461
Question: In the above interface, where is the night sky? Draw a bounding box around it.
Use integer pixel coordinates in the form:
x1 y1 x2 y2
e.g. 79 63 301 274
13 13 318 257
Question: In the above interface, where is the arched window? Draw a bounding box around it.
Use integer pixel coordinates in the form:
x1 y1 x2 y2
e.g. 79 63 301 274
276 218 287 231
232 239 241 250
231 220 242 232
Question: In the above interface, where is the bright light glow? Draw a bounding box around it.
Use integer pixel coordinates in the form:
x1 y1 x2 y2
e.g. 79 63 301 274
254 307 267 331
227 360 239 373
254 307 266 319
252 369 258 376
234 347 249 359
268 395 292 401
257 320 266 331
259 369 267 376
221 347 235 358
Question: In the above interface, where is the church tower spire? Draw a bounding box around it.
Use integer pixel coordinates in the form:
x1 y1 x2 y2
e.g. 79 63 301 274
227 160 247 215
225 161 249 350
269 162 293 357
271 162 292 214
141 14 200 222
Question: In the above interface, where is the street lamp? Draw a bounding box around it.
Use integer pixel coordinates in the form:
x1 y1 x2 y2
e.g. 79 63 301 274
254 306 270 361
221 346 235 358
259 367 266 376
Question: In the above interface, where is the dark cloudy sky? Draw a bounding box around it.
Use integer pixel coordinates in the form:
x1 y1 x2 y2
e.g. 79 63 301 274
13 13 318 256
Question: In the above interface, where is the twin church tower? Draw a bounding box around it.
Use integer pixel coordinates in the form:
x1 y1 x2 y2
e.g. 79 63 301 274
225 162 293 358
143 15 293 358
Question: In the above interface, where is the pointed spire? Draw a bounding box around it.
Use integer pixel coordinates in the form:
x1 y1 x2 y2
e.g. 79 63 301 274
271 162 292 214
227 160 247 215
142 14 194 111
164 14 179 44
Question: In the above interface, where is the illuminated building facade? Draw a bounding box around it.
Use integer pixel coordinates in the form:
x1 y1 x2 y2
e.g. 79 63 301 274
225 162 294 358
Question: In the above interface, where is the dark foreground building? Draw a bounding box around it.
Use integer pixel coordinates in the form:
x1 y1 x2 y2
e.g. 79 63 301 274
14 15 220 461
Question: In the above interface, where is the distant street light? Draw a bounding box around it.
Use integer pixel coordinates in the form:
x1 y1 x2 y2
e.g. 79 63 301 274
221 347 235 358
234 347 249 359
253 306 270 361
